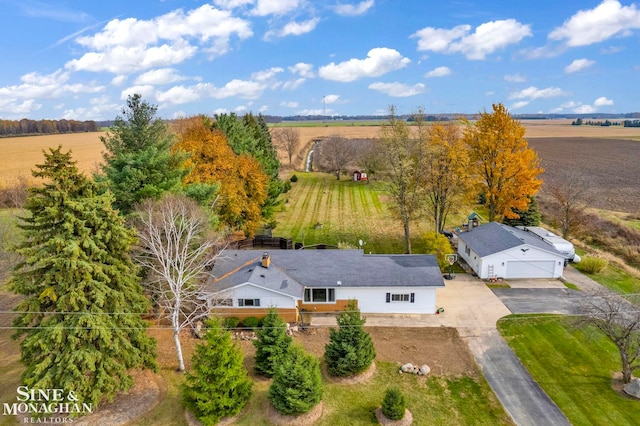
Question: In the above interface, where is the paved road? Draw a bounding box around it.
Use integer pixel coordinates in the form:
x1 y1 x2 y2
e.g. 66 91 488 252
492 288 583 314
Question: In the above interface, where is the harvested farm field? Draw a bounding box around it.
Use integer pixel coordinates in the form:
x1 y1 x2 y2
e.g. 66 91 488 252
529 137 640 213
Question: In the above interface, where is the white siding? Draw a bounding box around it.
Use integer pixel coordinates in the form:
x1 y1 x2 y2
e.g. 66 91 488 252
218 283 297 308
479 247 564 279
336 287 438 314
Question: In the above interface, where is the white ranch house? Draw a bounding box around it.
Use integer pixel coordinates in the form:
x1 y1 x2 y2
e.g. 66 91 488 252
203 249 445 322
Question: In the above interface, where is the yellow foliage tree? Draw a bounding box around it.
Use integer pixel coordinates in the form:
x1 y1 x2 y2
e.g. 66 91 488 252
463 104 543 221
422 121 472 233
174 117 268 235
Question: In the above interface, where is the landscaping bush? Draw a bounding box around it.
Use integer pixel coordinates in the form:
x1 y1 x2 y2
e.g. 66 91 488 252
381 387 406 421
241 316 260 329
324 300 376 377
282 180 292 193
223 317 240 330
182 318 252 424
254 308 292 378
269 344 322 416
577 256 609 274
290 174 298 182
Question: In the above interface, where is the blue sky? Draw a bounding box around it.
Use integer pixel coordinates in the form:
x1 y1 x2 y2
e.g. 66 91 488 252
0 0 638 120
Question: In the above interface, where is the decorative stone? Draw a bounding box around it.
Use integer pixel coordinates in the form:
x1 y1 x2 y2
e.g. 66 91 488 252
624 378 640 398
418 365 430 376
400 363 414 373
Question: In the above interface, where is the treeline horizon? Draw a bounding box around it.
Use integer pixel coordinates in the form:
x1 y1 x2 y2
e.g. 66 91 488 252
0 118 98 137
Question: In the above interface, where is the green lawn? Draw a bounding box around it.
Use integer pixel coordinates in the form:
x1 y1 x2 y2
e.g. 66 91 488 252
498 314 640 425
276 172 464 254
574 261 640 295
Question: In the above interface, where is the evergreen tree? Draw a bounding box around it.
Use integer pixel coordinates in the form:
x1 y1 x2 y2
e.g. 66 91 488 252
502 196 541 227
182 318 252 425
324 300 376 377
253 308 292 377
97 94 188 215
268 344 323 416
9 146 156 408
381 387 406 421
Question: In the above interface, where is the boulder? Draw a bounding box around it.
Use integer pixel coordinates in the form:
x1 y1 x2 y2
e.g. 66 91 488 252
624 378 640 398
418 365 431 376
400 363 414 373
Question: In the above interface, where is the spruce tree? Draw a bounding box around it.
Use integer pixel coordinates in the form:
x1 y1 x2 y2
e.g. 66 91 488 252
324 300 376 377
381 387 406 420
253 308 292 377
9 146 156 408
97 94 188 215
182 318 252 424
269 344 323 416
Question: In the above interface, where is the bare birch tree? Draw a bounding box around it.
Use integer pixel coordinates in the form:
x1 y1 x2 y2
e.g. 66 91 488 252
132 194 225 371
579 290 640 384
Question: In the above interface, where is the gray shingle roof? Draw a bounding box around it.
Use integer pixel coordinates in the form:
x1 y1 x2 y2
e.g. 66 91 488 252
457 222 564 257
204 249 444 295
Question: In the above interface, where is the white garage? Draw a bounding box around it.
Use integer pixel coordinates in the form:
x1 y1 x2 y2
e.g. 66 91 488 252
457 222 566 280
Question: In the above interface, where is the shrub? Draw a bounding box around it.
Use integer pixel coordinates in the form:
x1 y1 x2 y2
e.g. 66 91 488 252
182 318 252 424
269 345 322 416
282 180 292 193
241 316 260 329
577 256 609 274
290 174 298 182
254 308 292 378
424 232 454 270
223 317 240 330
324 300 376 377
381 387 406 421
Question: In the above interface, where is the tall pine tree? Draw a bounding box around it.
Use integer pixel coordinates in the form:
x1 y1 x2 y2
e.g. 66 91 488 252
10 147 156 408
97 94 188 215
253 308 292 377
182 318 252 424
324 300 376 377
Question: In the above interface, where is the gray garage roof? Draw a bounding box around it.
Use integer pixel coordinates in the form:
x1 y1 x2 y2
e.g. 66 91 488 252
204 249 444 296
457 222 564 258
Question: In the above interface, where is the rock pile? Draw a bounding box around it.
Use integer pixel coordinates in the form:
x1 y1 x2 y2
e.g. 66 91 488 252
399 363 430 376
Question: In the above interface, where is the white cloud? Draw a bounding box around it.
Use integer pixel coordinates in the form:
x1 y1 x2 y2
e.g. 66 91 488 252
251 67 284 81
280 101 299 108
424 66 451 78
251 0 300 16
134 68 187 85
289 62 315 78
213 0 254 9
121 85 155 100
265 18 320 39
368 82 426 97
574 104 597 113
549 0 640 47
296 108 336 116
594 96 614 106
323 94 341 104
68 5 252 74
411 19 531 60
510 101 529 110
335 0 375 16
319 48 410 82
282 78 306 90
111 75 127 86
504 73 526 83
564 58 595 74
0 70 104 102
509 86 568 100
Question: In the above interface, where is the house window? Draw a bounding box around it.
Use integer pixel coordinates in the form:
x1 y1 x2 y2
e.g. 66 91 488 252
386 292 415 303
304 288 336 303
213 298 232 306
391 294 410 302
465 245 471 256
238 298 260 307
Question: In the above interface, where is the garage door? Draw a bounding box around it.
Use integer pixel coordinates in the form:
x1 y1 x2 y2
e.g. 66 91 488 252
505 260 556 279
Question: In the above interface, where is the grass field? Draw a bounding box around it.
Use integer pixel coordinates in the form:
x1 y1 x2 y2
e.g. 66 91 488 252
498 314 640 425
275 172 452 254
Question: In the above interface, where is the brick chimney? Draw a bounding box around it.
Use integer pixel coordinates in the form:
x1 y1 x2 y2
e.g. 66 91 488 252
261 252 271 268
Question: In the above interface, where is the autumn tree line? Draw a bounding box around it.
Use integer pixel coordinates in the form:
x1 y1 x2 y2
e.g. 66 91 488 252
0 118 98 136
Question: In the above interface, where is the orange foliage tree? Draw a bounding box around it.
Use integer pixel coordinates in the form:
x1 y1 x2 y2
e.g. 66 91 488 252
174 117 268 235
463 104 543 222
